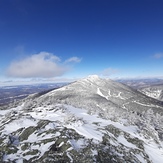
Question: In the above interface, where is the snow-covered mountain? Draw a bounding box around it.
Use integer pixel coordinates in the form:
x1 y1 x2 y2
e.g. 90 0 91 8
38 75 163 114
139 85 163 101
1 75 163 162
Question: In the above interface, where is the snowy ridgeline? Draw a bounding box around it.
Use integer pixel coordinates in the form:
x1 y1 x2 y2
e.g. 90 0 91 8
1 75 163 162
0 102 163 163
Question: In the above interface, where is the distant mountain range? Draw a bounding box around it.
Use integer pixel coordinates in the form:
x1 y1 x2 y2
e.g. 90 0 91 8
0 83 68 106
0 75 163 162
117 78 163 89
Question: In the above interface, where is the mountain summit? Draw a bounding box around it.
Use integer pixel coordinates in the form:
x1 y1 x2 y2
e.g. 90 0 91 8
87 74 100 78
0 76 163 162
40 75 163 114
87 74 101 80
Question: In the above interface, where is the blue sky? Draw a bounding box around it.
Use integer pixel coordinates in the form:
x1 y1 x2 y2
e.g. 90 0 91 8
0 0 163 84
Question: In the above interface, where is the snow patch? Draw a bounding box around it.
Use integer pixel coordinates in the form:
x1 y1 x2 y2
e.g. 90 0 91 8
144 142 163 163
97 88 108 100
117 135 137 148
4 118 37 134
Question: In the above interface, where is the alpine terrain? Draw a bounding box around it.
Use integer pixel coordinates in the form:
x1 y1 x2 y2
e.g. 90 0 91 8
1 75 163 162
139 85 163 101
118 78 163 101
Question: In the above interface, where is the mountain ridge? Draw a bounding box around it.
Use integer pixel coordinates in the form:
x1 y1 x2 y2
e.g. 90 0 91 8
38 75 163 114
0 75 163 162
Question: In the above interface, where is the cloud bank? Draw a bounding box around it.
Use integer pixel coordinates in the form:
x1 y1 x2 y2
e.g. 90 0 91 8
6 52 81 78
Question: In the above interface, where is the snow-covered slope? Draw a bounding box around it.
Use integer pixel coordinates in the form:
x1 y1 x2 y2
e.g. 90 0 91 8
0 75 163 162
38 75 163 114
139 85 163 101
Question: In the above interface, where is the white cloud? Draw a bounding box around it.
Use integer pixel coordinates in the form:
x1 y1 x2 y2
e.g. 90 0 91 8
6 52 80 78
101 68 118 77
65 57 82 63
153 53 163 59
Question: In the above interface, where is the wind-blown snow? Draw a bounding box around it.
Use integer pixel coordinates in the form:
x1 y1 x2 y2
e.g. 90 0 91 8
26 104 163 163
144 142 163 163
1 102 163 163
0 109 11 116
117 135 137 148
3 118 37 134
